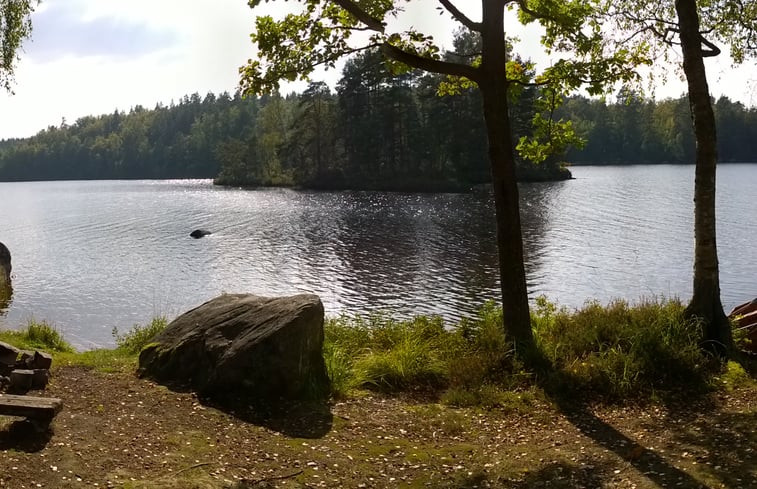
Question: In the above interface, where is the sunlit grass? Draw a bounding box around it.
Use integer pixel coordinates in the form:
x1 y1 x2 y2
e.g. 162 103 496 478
1 317 169 373
2 298 744 405
325 297 725 403
0 319 74 353
112 317 168 354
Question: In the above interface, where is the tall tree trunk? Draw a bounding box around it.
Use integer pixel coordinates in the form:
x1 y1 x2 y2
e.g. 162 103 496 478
675 0 732 354
480 0 533 350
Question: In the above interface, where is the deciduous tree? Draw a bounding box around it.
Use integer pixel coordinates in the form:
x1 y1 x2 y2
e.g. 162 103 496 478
606 0 757 353
0 0 36 92
241 0 643 352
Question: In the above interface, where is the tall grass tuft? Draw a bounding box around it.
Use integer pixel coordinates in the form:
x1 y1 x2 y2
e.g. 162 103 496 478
0 319 74 352
322 342 354 398
112 317 168 354
324 297 715 403
324 313 453 392
533 296 712 399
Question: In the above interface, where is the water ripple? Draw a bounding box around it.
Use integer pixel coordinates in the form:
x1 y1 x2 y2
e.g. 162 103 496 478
1 165 755 348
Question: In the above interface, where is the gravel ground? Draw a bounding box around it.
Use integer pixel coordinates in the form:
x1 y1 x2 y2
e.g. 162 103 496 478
0 366 754 488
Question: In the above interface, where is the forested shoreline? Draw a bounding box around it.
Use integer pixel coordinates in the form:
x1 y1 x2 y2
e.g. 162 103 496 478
0 63 755 189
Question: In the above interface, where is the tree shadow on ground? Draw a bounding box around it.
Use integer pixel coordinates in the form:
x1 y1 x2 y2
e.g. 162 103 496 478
549 398 710 488
668 409 757 488
509 459 609 488
198 395 333 439
536 359 718 488
538 368 757 489
0 418 53 453
431 458 610 488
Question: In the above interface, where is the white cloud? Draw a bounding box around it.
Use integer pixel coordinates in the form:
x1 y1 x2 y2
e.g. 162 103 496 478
0 0 754 140
0 0 257 138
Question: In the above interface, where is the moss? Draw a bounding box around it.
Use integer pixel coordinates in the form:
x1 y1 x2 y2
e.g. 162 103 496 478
718 360 755 391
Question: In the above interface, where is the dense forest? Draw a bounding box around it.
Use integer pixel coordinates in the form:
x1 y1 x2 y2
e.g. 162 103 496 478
561 89 757 165
0 52 755 189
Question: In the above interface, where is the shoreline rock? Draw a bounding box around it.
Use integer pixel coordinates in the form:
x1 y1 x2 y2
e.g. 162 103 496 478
138 293 330 403
0 241 11 290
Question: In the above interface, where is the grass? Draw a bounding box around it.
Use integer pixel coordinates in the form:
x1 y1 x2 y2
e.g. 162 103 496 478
324 297 734 404
112 317 168 354
532 296 714 399
0 317 168 373
0 319 74 353
2 298 750 405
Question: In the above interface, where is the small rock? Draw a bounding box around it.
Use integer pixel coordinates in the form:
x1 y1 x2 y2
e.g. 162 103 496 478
30 351 53 370
31 369 49 389
189 229 211 239
17 350 34 368
10 369 34 393
0 341 19 366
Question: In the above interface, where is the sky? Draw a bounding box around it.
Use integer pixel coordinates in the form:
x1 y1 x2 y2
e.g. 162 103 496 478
0 0 755 140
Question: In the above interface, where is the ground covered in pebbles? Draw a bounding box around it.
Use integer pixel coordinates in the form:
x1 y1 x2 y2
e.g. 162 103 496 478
0 366 755 488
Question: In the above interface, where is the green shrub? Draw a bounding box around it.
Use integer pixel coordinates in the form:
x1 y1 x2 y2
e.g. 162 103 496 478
732 319 754 352
112 317 168 354
450 301 530 390
533 297 712 399
324 297 717 403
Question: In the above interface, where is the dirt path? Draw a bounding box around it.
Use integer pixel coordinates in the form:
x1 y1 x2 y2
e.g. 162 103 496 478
1 367 755 488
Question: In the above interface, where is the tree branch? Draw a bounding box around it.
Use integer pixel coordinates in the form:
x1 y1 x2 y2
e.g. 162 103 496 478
700 35 721 57
438 0 482 32
380 42 480 81
331 0 386 33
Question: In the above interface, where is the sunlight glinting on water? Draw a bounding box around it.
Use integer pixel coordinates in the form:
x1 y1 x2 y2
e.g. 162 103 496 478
0 164 755 348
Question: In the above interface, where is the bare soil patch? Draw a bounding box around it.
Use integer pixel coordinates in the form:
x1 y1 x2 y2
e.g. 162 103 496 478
0 366 754 488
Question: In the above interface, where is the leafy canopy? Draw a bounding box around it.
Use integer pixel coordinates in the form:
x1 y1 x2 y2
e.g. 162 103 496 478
241 0 650 163
602 0 757 64
0 0 37 92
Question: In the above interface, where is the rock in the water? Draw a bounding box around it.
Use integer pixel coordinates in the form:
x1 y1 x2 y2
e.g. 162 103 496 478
0 241 10 289
138 294 330 402
190 229 211 238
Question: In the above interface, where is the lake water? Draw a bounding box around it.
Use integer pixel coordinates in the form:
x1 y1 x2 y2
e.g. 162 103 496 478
1 164 755 349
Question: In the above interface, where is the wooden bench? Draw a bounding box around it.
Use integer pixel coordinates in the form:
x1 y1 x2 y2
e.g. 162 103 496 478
0 393 63 429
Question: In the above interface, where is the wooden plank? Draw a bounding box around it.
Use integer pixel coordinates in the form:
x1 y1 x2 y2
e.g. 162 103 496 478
0 394 63 419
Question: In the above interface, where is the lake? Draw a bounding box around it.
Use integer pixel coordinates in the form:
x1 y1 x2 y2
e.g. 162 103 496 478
1 164 755 349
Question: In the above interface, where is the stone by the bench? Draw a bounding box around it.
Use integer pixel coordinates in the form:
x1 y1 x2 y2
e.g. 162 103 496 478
0 342 18 366
29 351 53 370
31 369 49 389
17 350 33 368
9 369 33 392
0 393 63 421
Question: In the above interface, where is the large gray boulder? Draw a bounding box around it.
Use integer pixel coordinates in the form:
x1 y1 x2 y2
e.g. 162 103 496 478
0 242 10 289
138 294 330 402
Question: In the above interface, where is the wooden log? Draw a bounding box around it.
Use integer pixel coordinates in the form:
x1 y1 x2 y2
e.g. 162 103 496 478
0 393 63 420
